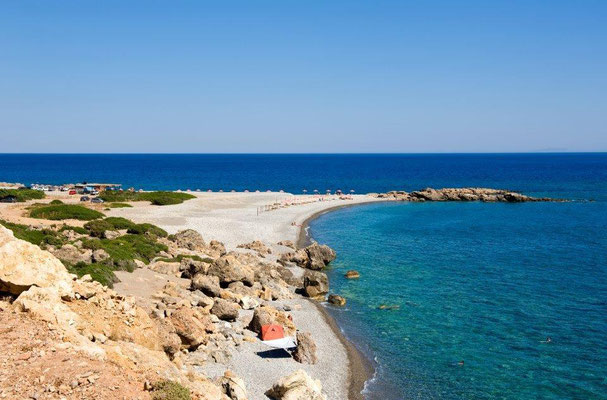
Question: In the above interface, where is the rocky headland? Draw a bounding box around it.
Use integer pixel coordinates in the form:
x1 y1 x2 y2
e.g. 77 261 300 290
372 187 556 202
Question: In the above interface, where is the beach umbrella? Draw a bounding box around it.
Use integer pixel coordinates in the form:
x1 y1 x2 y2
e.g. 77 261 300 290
303 189 307 194
313 189 319 194
207 189 212 192
350 189 355 194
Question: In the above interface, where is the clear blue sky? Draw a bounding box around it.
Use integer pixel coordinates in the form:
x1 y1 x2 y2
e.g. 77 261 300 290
1 0 606 153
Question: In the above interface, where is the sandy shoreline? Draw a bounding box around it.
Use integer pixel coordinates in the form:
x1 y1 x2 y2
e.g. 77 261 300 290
109 192 383 399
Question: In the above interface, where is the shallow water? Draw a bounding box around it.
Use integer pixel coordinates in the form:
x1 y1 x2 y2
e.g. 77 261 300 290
311 200 607 399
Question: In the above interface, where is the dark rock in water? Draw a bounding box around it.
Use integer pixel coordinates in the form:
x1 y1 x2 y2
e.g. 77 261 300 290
328 294 346 306
378 304 400 310
344 270 360 279
292 331 318 364
303 270 329 299
210 298 240 321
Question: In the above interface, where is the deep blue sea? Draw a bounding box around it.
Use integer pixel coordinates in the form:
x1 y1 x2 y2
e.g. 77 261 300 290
2 153 606 399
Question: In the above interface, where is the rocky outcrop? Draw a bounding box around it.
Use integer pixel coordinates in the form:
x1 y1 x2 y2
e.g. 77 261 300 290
0 226 74 296
303 270 329 300
266 369 327 400
277 240 296 249
237 240 272 257
279 243 336 270
148 260 182 276
374 187 554 202
248 305 296 337
170 229 206 251
292 332 318 364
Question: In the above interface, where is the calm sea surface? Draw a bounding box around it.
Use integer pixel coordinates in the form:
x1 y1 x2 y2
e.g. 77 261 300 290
2 153 606 399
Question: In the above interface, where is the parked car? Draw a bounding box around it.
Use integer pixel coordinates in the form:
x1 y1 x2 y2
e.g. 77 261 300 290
80 196 90 202
68 190 77 195
91 197 104 204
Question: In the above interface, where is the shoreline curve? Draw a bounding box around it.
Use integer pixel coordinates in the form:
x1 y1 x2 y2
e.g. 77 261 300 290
298 201 390 400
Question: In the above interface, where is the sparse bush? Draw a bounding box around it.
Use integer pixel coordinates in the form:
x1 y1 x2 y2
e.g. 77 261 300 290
83 219 114 238
0 188 45 202
0 220 65 247
50 199 63 205
104 217 137 230
67 261 118 287
99 191 195 206
107 202 132 208
127 223 168 237
150 380 191 400
29 204 104 221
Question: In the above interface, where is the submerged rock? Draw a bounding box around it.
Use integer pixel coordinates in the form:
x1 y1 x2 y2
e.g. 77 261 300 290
344 270 360 279
328 294 346 306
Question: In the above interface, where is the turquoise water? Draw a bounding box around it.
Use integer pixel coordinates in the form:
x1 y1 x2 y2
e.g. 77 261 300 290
311 201 607 399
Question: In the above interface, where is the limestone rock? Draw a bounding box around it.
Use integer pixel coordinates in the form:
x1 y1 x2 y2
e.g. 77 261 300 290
304 243 336 270
50 244 93 265
0 226 73 296
210 298 240 321
148 261 181 277
303 271 329 300
344 270 360 279
237 240 272 257
191 273 222 297
169 307 214 349
180 258 210 279
92 249 110 263
277 240 296 249
220 370 248 400
171 229 206 251
328 294 346 306
266 369 326 400
248 305 296 337
207 255 254 286
292 332 318 364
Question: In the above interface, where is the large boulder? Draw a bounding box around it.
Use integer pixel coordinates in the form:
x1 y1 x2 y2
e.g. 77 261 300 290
207 254 255 286
180 258 210 279
169 307 215 349
265 369 327 400
0 226 73 296
304 243 336 270
248 305 296 337
292 332 318 364
210 298 240 321
171 229 206 251
148 260 181 277
191 273 222 297
50 243 93 265
279 243 336 270
220 370 248 400
303 270 329 300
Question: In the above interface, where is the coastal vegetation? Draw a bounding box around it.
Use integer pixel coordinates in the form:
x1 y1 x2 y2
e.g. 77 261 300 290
29 204 105 220
99 191 195 206
0 220 64 247
107 202 132 208
150 380 191 400
0 188 45 202
67 261 117 287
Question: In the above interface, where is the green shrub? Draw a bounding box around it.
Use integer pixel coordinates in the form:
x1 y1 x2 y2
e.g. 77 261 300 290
83 219 114 238
29 205 104 221
156 254 210 263
127 223 168 238
82 234 168 265
59 225 89 235
150 380 191 400
0 220 65 247
67 262 118 288
0 188 45 202
99 191 195 206
49 199 64 205
104 217 137 230
107 202 132 208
